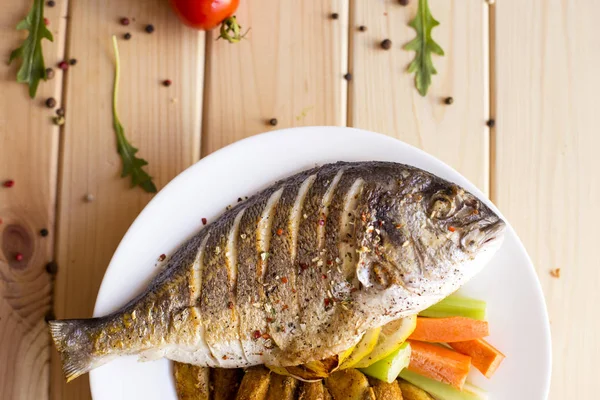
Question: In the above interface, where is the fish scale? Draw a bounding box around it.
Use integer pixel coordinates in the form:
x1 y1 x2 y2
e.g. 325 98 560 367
49 161 506 381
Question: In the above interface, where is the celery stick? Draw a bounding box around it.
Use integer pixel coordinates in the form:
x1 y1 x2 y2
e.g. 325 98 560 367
399 370 486 400
419 294 487 320
359 342 411 383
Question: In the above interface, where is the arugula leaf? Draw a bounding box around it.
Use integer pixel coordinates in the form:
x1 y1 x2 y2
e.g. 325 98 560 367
404 0 444 96
9 0 53 98
111 36 157 193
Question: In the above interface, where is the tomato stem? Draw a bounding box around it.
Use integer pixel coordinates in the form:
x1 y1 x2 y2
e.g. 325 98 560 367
218 16 248 43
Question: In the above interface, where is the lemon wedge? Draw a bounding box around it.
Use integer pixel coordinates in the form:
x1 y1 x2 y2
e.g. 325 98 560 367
353 315 417 368
339 327 382 370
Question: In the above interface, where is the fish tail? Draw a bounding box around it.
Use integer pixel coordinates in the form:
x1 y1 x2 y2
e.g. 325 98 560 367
48 319 100 382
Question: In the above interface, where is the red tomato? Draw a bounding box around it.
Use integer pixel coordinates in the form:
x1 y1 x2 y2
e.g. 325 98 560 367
169 0 240 31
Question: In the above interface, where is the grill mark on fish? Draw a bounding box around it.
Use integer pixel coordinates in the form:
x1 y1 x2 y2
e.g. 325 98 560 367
317 169 344 249
339 178 364 282
257 188 284 279
289 175 317 262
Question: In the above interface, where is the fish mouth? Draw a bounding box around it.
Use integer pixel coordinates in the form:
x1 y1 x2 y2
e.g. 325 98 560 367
480 219 506 247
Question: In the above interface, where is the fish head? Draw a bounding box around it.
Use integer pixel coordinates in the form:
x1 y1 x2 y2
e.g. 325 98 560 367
357 174 506 294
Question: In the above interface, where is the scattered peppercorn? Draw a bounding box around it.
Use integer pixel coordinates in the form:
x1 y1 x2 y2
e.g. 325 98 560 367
3 180 15 188
46 68 55 79
53 116 65 126
281 277 288 284
330 13 339 20
448 226 456 232
47 1 55 7
381 39 392 50
124 32 132 40
358 25 367 32
163 79 172 87
486 119 496 128
84 193 95 202
46 261 58 275
15 253 24 262
202 218 207 225
269 118 278 126
40 228 49 237
344 73 352 81
44 18 49 26
399 0 410 5
69 58 77 66
121 17 130 26
58 61 69 70
158 254 166 261
46 97 57 108
444 97 454 105
56 108 65 117
550 268 560 278
276 228 284 236
145 24 155 33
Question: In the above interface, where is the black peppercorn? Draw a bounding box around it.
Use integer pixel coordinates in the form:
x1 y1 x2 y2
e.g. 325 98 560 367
145 24 155 33
163 79 172 87
358 25 367 32
40 228 49 237
56 108 65 117
344 73 352 81
444 97 454 105
46 97 57 108
269 118 278 126
399 0 410 5
47 1 55 7
330 13 339 20
486 119 496 128
69 58 77 66
124 32 132 40
381 39 392 50
46 68 55 79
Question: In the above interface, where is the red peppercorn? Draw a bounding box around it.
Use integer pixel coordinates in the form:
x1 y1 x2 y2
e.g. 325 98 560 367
252 330 261 340
276 228 284 236
202 218 207 225
44 18 49 26
322 274 327 279
15 253 24 262
3 180 15 188
158 254 166 261
163 79 172 87
281 276 288 284
121 17 130 26
448 226 456 232
58 61 69 70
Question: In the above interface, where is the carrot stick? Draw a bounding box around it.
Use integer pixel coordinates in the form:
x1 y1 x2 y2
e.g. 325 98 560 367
409 317 489 343
407 340 472 390
449 338 505 378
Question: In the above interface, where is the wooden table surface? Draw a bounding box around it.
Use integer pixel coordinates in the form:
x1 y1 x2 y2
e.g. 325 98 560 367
1 0 597 399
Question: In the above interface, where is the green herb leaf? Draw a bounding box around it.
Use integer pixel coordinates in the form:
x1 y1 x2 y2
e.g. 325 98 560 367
404 0 444 96
111 36 157 193
9 0 54 98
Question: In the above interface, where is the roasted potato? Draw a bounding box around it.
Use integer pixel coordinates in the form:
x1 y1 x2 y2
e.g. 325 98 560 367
324 369 375 400
298 381 326 400
267 373 300 400
367 377 403 400
212 368 244 400
236 366 271 400
397 379 434 400
173 362 210 400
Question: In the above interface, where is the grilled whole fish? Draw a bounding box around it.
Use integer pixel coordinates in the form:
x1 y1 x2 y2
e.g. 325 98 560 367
49 161 505 382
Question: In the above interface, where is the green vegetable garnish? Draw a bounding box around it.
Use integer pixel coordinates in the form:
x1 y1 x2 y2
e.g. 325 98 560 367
404 0 444 96
359 342 411 383
111 36 157 193
399 369 486 400
419 294 487 320
9 0 53 98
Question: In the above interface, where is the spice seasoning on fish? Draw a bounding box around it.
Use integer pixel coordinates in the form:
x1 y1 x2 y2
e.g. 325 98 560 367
448 226 456 232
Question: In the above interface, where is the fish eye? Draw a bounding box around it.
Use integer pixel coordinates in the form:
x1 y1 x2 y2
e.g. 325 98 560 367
429 191 456 220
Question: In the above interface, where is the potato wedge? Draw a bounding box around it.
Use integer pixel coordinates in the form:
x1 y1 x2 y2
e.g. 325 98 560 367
266 373 299 400
235 366 271 400
212 368 244 400
324 369 374 400
367 377 403 400
397 379 434 400
298 381 326 400
173 362 210 400
285 355 339 381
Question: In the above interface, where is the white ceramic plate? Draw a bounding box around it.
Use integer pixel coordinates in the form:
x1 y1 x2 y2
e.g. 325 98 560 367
90 127 551 399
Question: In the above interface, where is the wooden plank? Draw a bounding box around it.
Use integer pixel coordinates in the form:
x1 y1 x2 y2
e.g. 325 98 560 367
349 0 489 193
0 1 68 399
493 1 600 398
202 0 349 155
51 1 204 398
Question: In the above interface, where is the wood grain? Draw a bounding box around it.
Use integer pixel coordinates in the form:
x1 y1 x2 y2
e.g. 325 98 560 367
0 1 69 399
493 1 600 398
349 0 490 193
201 0 349 156
50 1 204 399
